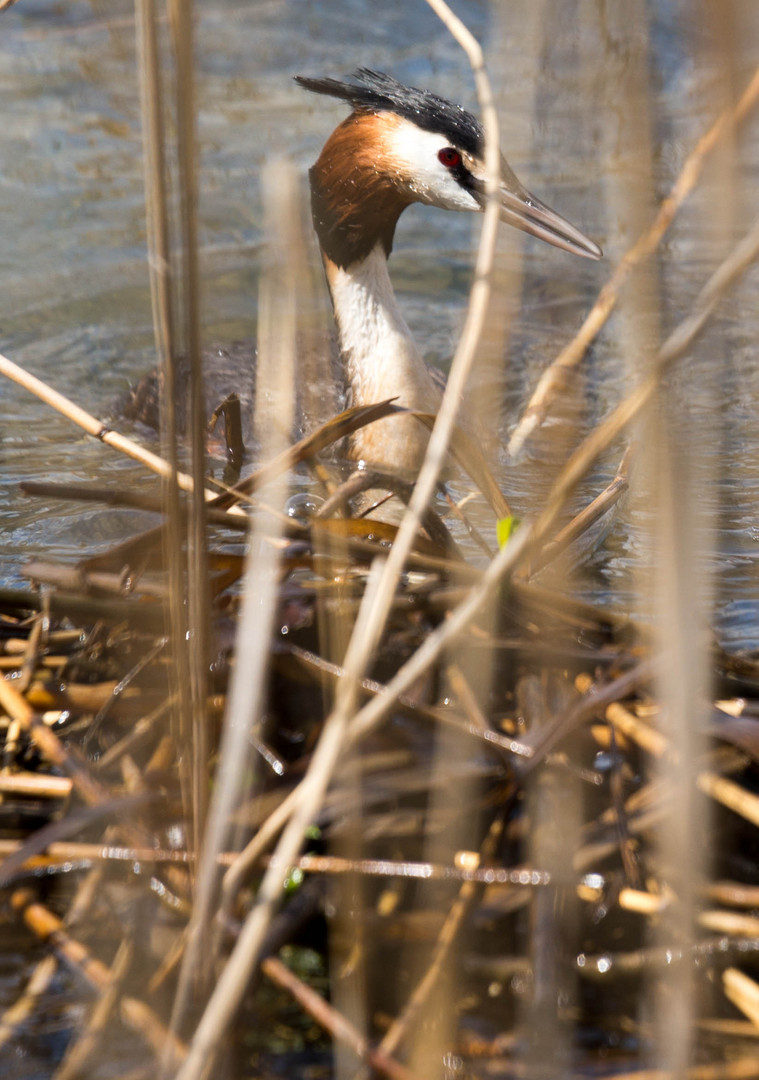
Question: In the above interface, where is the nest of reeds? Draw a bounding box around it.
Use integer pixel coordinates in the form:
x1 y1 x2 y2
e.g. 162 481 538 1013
2 397 759 1079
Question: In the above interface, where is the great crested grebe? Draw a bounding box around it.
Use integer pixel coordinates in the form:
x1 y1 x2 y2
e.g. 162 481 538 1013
124 70 601 476
295 68 602 475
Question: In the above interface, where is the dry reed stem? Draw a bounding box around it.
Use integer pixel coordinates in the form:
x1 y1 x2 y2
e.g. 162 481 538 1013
167 0 212 860
0 773 72 799
2 630 80 654
63 860 108 931
219 784 297 914
446 662 490 731
95 699 174 772
527 445 631 576
0 838 551 886
508 63 759 459
697 1019 759 1040
0 654 70 672
15 615 43 695
53 939 134 1080
699 911 759 938
261 955 415 1080
705 882 759 908
170 159 301 1071
135 0 201 905
574 673 669 758
0 350 228 503
723 968 759 1029
135 0 174 372
378 816 505 1059
10 890 187 1069
291 853 548 886
0 838 194 865
215 400 402 507
696 772 759 829
0 954 58 1050
619 888 673 916
606 1058 759 1080
0 676 108 806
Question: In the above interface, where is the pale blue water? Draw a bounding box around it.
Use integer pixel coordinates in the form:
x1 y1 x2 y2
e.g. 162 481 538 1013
1 0 758 651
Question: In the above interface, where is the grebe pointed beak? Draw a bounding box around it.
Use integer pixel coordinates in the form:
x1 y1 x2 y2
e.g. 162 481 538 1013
469 162 602 260
498 182 603 260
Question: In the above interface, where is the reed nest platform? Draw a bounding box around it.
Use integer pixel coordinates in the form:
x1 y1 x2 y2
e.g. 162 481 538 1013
0 415 759 1079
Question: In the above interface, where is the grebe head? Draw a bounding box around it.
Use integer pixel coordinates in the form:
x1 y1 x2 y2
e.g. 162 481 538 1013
295 68 602 268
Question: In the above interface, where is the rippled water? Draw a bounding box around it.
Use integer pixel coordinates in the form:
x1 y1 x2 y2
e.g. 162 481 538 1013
1 0 758 648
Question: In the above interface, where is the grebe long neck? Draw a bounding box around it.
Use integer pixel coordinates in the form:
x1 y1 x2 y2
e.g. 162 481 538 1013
325 244 439 400
322 245 441 472
310 112 442 471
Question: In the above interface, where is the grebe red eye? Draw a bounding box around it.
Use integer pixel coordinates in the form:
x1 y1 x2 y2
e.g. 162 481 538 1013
437 147 461 168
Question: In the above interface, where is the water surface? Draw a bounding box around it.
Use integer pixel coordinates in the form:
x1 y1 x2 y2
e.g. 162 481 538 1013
1 0 758 648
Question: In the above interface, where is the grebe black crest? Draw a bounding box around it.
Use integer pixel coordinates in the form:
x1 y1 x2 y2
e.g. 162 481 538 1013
295 68 485 158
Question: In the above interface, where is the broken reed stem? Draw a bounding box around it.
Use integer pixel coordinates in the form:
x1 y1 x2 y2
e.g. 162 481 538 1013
0 349 223 503
722 967 759 1029
697 772 759 829
10 889 187 1069
379 816 506 1059
0 954 58 1051
53 938 135 1080
508 63 759 459
700 911 759 938
261 955 414 1080
575 672 670 758
0 676 108 806
0 773 72 798
578 669 759 833
706 882 759 908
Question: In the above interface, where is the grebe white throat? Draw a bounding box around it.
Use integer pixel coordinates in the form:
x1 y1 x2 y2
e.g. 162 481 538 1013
323 243 441 472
